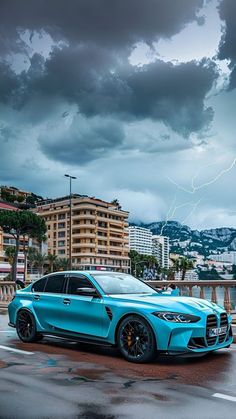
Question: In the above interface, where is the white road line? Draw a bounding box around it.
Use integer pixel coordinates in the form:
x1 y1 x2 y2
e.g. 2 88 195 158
0 345 34 355
0 330 15 333
212 393 236 402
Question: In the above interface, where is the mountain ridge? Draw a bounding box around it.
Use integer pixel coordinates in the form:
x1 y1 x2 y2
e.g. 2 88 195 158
130 221 236 256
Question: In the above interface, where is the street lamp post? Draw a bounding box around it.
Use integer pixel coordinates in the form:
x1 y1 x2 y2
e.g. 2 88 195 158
64 174 77 270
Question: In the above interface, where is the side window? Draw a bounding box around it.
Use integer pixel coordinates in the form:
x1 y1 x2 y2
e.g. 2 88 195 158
44 275 65 294
32 277 47 292
67 275 93 295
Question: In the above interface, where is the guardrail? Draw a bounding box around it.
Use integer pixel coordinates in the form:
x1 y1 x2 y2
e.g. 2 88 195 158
146 280 236 313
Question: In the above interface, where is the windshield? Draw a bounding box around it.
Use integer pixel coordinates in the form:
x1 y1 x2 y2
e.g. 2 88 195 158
92 273 158 295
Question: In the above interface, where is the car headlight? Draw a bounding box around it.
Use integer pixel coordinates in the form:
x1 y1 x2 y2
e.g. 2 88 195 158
153 312 200 323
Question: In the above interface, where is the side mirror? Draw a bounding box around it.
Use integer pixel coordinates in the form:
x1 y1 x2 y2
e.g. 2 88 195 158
76 287 99 297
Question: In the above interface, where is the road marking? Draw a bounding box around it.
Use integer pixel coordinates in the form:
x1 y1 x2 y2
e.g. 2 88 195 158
0 330 15 333
212 393 236 402
0 345 34 355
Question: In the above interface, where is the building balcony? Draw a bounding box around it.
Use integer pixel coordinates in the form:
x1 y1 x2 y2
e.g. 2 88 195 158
72 214 96 220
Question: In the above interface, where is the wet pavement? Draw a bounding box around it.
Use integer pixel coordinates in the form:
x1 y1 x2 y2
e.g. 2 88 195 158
0 311 236 419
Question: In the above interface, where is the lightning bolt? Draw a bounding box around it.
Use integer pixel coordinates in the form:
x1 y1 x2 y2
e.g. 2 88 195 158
167 157 236 194
160 157 236 237
160 196 202 235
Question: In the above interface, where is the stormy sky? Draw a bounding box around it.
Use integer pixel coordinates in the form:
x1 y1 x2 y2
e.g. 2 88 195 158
0 0 236 230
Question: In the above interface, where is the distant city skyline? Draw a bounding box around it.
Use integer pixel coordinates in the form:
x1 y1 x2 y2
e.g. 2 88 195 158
0 0 236 230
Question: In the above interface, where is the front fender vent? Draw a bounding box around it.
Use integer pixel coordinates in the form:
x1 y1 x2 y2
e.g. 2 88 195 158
105 306 113 321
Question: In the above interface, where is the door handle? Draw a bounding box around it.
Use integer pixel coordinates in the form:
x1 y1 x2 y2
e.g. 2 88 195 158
34 295 40 301
63 298 71 306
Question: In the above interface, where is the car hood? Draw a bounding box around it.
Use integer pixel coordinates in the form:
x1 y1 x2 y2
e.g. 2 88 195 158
107 293 223 315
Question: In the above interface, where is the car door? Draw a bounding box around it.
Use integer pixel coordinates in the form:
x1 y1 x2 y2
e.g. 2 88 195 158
62 274 104 338
32 273 68 332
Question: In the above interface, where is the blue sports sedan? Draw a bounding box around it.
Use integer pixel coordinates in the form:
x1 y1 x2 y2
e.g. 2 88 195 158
8 271 233 363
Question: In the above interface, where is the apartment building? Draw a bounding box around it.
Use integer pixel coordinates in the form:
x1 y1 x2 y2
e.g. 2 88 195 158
128 226 153 255
152 235 170 269
0 185 31 200
0 200 25 280
36 195 130 272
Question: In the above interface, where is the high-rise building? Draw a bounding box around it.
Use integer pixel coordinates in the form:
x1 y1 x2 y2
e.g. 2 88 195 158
152 235 170 268
35 195 130 272
128 226 153 255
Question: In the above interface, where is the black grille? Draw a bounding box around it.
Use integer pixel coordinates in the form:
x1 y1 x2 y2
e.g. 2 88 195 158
188 337 206 349
105 306 113 321
206 314 217 346
218 313 228 344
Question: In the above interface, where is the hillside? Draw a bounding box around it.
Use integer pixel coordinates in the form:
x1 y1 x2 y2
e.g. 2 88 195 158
133 221 236 256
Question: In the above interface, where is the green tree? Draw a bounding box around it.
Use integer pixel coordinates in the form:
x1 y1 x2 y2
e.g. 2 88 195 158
47 253 58 273
34 251 48 276
54 257 69 271
168 256 194 281
5 246 16 280
27 247 38 275
0 210 47 282
129 250 158 277
198 267 222 280
178 257 195 281
110 199 121 210
16 195 25 203
232 264 236 280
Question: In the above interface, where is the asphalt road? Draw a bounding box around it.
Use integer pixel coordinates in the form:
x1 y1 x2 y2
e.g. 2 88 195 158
0 310 236 419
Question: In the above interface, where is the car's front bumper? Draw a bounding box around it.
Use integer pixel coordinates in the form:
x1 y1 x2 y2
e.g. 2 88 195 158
167 324 233 353
148 312 233 354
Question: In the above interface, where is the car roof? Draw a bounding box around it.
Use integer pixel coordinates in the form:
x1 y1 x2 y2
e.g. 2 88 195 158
46 270 127 275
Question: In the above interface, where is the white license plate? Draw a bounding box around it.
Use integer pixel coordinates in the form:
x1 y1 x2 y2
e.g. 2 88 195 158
209 326 227 337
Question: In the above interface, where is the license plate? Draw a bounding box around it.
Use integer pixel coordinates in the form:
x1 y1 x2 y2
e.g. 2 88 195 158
209 326 227 337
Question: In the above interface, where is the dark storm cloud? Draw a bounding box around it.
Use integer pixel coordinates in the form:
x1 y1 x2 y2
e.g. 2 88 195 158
39 115 124 164
0 43 217 142
218 0 236 88
0 61 19 102
23 45 217 137
0 0 204 50
0 0 217 167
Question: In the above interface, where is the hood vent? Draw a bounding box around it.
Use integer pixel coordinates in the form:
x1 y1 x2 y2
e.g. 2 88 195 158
105 306 113 321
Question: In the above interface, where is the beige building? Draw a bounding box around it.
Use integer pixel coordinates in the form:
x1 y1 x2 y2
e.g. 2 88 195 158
36 195 130 272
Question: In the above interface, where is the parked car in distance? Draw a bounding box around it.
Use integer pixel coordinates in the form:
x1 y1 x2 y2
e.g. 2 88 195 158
8 271 233 363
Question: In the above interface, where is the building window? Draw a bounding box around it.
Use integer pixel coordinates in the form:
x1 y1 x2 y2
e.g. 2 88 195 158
58 249 65 254
58 222 65 229
58 240 65 247
58 231 65 238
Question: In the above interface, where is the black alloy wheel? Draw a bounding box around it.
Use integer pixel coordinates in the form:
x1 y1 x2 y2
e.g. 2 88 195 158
117 315 156 363
16 310 43 343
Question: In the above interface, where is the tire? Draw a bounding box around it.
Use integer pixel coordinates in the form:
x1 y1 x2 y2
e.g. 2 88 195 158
16 310 43 343
117 315 156 363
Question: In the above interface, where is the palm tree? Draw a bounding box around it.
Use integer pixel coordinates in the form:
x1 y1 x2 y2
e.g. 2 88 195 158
34 251 48 276
54 257 69 271
27 247 38 275
47 253 58 273
5 246 16 280
178 257 194 281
